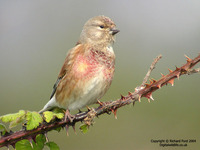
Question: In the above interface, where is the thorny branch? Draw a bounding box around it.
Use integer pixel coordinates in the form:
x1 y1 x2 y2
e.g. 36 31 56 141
0 54 200 148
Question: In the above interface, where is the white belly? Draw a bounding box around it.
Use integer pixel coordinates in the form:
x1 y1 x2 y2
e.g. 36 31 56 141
68 70 105 111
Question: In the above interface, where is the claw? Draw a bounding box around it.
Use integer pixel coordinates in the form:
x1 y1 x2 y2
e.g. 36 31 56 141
65 109 75 123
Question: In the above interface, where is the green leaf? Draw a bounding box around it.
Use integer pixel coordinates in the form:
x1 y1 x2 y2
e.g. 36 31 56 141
43 111 54 123
26 111 43 130
0 110 25 123
46 142 60 150
0 110 26 129
79 124 89 134
0 123 7 136
55 112 64 119
16 134 47 150
9 116 24 129
15 139 33 150
35 134 46 149
43 111 64 123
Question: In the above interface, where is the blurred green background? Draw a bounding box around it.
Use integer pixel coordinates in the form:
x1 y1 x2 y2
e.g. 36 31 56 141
0 0 199 150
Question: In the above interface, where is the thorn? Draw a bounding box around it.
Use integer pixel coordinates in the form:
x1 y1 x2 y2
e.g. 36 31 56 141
6 145 10 150
78 109 82 113
28 138 33 148
160 73 165 77
145 83 150 87
174 72 180 80
120 94 125 100
148 94 154 102
168 68 173 73
167 79 174 86
138 95 141 102
111 109 118 119
150 95 154 101
184 54 192 62
10 143 16 149
97 100 104 106
175 66 180 71
156 84 161 89
151 78 157 83
9 130 14 134
149 79 153 84
132 101 135 106
44 132 49 142
106 110 111 115
72 124 77 135
65 125 69 136
143 92 154 102
32 135 36 143
128 92 134 100
176 73 180 80
86 106 91 111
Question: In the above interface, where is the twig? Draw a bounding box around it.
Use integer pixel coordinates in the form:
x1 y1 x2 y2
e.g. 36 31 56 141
141 54 162 86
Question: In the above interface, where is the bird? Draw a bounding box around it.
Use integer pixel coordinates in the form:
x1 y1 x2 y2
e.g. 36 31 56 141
39 15 119 122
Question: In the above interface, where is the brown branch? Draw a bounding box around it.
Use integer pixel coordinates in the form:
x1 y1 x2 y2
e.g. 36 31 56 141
141 54 162 86
0 54 200 148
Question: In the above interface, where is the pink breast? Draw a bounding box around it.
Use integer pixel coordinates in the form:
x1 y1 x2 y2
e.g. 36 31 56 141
73 55 99 79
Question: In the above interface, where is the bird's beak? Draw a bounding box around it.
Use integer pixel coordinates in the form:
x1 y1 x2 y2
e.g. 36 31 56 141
110 28 120 35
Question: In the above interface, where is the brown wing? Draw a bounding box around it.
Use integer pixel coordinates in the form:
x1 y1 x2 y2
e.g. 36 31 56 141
49 58 68 99
49 43 84 99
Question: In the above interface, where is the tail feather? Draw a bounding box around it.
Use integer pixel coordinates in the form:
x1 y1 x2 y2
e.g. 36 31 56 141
38 96 58 114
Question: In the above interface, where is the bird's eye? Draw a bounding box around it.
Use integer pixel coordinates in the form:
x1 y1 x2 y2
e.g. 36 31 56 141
99 25 105 29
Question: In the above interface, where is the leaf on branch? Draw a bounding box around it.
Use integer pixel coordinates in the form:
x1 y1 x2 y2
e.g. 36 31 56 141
15 134 46 150
46 142 60 150
26 112 43 130
35 134 46 149
79 124 89 134
15 139 33 150
43 111 64 123
0 110 26 129
0 123 7 136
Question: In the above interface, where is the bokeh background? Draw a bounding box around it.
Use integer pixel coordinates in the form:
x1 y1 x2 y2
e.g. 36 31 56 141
0 0 199 150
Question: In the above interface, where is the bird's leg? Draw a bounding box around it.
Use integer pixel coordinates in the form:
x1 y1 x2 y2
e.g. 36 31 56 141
64 109 75 122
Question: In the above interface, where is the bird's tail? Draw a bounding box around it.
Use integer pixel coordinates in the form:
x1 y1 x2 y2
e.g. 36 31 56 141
38 96 58 114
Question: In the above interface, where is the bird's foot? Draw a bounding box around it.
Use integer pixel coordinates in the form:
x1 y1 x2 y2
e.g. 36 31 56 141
64 109 75 123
